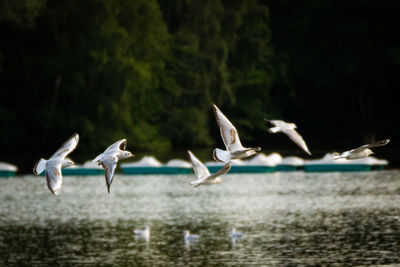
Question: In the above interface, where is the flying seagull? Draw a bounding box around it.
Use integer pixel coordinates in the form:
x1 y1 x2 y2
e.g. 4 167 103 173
33 133 79 195
334 139 390 160
187 150 231 187
212 104 261 163
92 139 134 193
265 118 311 156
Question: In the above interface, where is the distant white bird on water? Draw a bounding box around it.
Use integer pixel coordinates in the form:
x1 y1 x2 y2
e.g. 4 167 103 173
33 133 79 195
212 104 261 163
134 225 150 241
184 230 200 243
92 139 134 193
230 228 243 239
187 150 231 187
265 118 311 156
334 139 390 160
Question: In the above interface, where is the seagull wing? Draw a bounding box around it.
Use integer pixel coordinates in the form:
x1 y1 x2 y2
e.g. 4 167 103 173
187 150 210 179
51 133 79 160
104 139 127 153
282 128 311 155
205 163 231 181
212 104 244 152
46 165 63 195
101 156 118 193
351 139 390 153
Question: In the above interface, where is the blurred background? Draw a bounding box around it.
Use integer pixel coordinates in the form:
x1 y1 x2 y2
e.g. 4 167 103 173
0 0 398 173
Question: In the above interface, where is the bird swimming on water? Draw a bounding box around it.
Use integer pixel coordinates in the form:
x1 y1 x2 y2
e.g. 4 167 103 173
92 139 134 193
33 133 79 195
212 104 261 163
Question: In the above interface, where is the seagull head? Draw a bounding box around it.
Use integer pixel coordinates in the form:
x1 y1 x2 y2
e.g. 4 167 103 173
124 151 134 159
215 177 224 184
63 159 75 168
254 147 261 152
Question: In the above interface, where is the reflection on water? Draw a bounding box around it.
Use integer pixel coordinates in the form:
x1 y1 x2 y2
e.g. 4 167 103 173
1 171 400 266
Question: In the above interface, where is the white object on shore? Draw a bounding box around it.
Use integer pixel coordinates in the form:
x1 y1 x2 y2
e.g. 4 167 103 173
166 159 192 168
120 156 162 167
245 153 282 166
0 162 18 172
184 230 199 243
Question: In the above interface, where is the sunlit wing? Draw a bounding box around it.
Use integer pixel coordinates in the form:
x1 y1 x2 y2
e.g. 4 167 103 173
51 133 79 160
212 104 244 152
46 166 63 195
187 150 210 179
205 163 231 181
101 156 118 193
104 139 127 153
283 128 311 155
351 139 390 154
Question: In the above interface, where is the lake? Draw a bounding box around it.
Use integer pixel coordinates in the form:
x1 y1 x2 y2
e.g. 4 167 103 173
1 171 400 266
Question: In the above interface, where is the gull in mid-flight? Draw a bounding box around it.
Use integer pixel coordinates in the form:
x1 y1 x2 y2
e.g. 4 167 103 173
187 150 231 187
92 139 134 193
33 133 79 195
212 104 261 163
334 139 390 160
265 118 311 156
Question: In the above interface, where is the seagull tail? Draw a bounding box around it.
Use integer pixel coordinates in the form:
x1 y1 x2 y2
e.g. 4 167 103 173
213 148 231 163
33 158 47 175
268 126 281 134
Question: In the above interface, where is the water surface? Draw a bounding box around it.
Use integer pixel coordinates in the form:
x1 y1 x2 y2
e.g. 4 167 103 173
1 171 400 266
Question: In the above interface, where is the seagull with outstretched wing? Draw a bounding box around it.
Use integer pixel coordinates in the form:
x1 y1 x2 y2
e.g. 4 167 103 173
92 139 134 193
187 150 231 187
33 133 79 195
212 104 261 163
265 118 311 155
334 139 390 160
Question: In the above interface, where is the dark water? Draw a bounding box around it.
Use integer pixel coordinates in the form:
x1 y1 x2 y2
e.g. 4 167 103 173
1 171 400 266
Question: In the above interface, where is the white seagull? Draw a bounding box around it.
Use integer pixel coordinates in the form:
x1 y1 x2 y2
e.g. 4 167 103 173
33 133 79 195
187 150 231 187
184 230 200 243
134 225 150 241
265 118 311 156
212 104 261 163
334 139 390 160
92 139 134 193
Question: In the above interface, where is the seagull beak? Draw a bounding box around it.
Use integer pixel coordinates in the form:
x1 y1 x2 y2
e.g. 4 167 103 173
131 154 135 158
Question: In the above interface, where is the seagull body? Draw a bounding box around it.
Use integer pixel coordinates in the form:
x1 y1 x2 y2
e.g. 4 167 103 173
230 228 243 239
212 104 261 163
33 133 79 195
134 225 150 241
92 139 134 193
187 150 231 187
265 118 311 156
334 139 390 160
184 230 199 243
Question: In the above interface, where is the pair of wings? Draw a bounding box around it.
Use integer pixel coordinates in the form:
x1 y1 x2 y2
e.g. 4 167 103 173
96 139 127 193
46 133 79 195
350 139 390 153
266 119 311 156
212 104 244 152
187 150 231 181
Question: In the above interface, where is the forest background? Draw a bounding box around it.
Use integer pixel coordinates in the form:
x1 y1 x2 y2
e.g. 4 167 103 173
0 0 398 172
